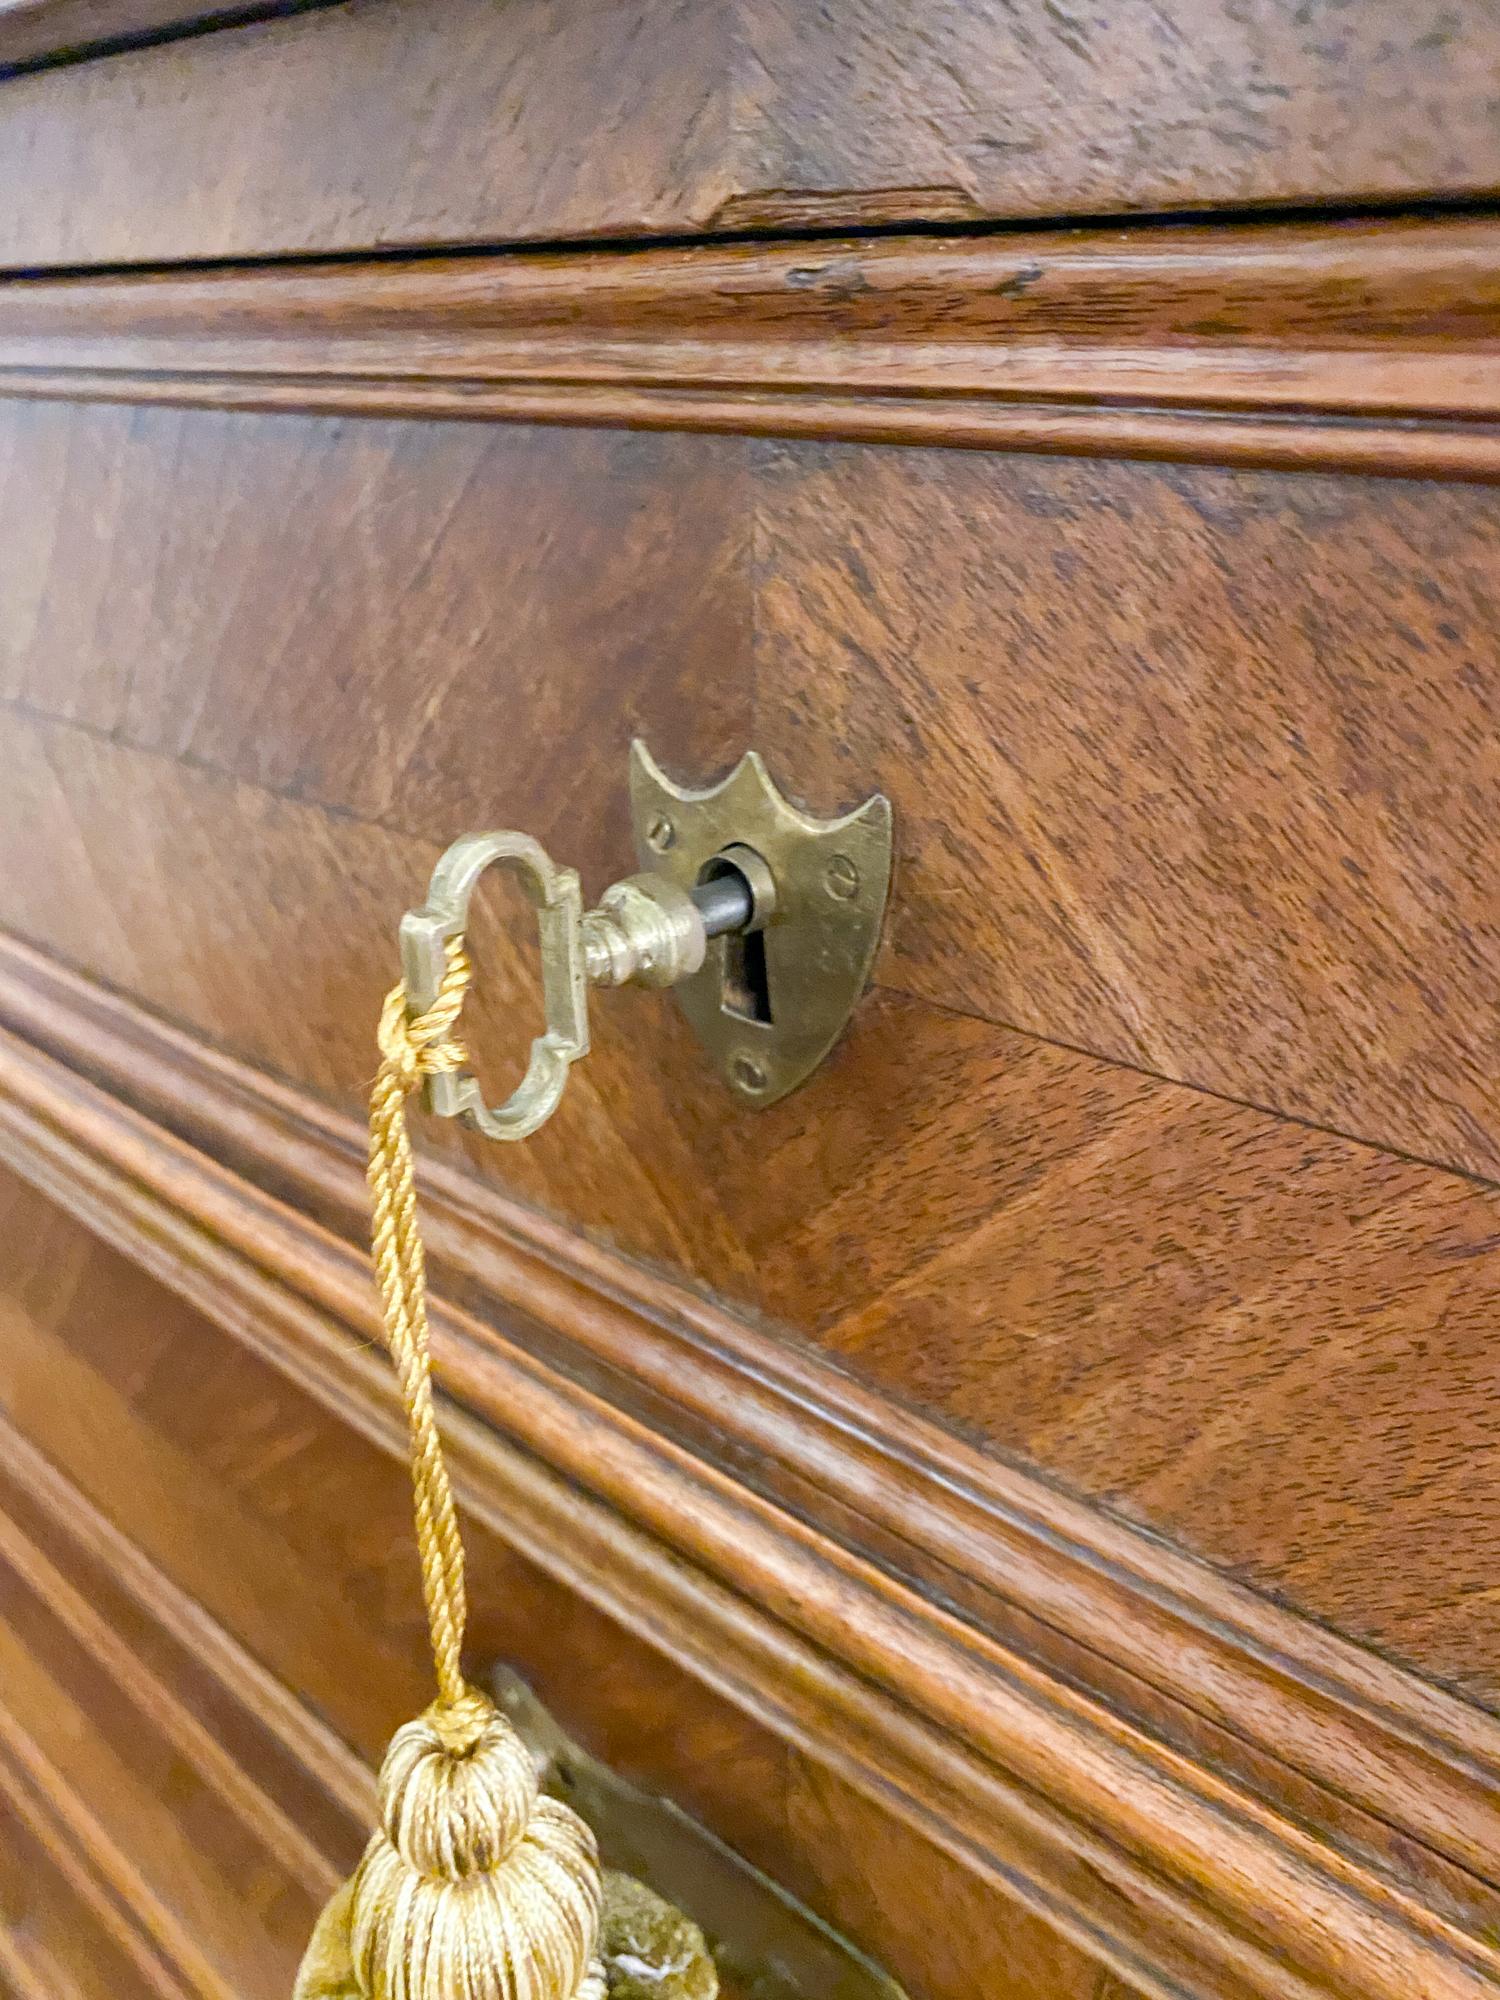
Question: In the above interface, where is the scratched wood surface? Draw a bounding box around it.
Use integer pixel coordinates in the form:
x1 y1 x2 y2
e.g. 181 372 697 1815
3 0 1500 267
0 1166 1122 2000
0 397 1499 1709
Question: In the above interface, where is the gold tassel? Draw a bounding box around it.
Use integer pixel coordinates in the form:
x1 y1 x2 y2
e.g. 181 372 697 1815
306 936 605 2000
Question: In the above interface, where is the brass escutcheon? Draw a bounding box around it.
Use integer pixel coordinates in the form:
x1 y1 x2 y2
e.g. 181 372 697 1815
628 741 891 1107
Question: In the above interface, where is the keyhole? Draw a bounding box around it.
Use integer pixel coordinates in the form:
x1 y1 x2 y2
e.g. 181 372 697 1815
722 924 773 1025
697 852 774 1025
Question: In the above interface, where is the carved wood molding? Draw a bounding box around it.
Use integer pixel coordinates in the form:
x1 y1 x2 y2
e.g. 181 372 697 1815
1 217 1500 477
0 931 1498 1999
0 0 298 73
0 1712 208 2000
0 1412 372 1998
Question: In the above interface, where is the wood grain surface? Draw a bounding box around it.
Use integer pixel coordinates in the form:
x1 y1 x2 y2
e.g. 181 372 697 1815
0 400 1498 1714
9 0 1500 1990
1 398 1496 1170
0 1791 175 2000
0 1168 1137 2000
6 216 1500 480
750 442 1500 1183
0 1073 1492 2000
2 0 1500 267
0 407 750 894
0 0 317 72
4 924 1500 1934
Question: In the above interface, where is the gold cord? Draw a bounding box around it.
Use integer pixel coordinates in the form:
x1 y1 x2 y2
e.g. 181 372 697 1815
368 937 474 1715
345 932 605 2000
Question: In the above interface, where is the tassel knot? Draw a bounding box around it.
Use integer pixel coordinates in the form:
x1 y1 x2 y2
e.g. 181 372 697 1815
378 1692 534 1877
348 1690 604 2000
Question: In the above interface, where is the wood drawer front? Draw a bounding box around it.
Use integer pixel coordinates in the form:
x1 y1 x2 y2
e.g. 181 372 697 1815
5 0 1500 267
0 389 1497 1724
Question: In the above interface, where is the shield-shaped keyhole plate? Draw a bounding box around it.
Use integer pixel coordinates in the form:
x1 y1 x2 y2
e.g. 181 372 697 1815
629 740 892 1107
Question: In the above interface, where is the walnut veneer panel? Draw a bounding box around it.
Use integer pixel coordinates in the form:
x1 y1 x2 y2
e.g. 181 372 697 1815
0 1168 1121 2000
0 406 750 889
8 404 1500 1181
2 0 1500 267
750 443 1500 1181
0 399 1498 1708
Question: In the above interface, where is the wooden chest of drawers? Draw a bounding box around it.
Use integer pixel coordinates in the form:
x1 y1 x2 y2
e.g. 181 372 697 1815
2 7 1500 1999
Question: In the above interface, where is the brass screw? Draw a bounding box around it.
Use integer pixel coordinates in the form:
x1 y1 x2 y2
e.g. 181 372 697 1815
824 854 859 900
731 1053 769 1095
645 815 676 853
